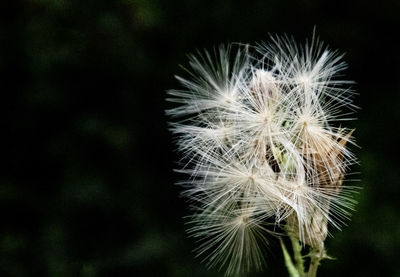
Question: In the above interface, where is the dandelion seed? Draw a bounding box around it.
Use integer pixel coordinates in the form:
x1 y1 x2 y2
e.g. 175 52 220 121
168 33 358 276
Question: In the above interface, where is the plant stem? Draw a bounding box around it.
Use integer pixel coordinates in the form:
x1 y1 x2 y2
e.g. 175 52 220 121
280 239 300 277
289 234 305 276
307 246 323 277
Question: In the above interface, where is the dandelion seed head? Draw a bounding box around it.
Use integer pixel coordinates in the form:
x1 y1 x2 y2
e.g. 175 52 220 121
167 33 358 276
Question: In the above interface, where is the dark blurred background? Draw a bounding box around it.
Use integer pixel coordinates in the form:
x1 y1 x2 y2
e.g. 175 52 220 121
0 0 399 276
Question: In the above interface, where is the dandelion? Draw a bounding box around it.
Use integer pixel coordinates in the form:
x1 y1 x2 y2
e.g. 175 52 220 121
167 32 358 276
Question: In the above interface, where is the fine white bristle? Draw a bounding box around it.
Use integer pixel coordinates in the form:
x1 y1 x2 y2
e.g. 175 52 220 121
167 35 358 276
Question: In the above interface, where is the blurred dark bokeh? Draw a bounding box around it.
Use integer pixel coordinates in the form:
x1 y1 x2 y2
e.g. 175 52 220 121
0 0 399 276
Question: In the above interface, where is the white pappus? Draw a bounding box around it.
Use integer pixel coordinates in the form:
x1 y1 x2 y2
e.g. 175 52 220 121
167 33 358 276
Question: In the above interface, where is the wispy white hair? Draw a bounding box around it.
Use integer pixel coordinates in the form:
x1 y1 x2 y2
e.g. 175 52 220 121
167 34 357 276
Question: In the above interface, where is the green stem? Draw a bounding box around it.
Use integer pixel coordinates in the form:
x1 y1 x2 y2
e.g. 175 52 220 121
289 234 305 276
280 239 300 277
307 247 323 277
